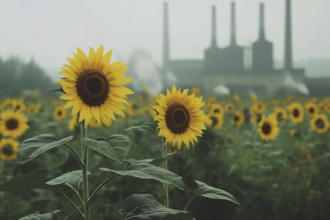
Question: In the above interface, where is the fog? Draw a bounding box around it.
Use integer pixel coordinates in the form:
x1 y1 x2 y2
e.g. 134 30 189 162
0 0 329 78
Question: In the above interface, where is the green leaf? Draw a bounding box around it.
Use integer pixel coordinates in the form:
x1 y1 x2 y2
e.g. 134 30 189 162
122 194 192 220
125 123 155 134
196 181 240 205
20 134 74 163
100 159 184 189
82 134 130 163
0 169 50 194
0 169 79 196
19 210 60 220
46 170 82 189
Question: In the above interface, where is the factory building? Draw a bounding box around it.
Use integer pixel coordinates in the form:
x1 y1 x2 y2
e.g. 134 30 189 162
162 0 313 97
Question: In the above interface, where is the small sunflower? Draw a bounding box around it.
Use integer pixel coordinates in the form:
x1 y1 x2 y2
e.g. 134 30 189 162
208 113 223 129
306 102 318 116
11 99 26 112
54 105 67 121
258 115 279 141
0 138 19 161
310 114 329 134
274 107 287 123
232 111 244 126
288 103 304 123
0 110 29 138
209 103 223 115
225 103 234 112
250 114 262 125
153 86 208 149
58 46 134 128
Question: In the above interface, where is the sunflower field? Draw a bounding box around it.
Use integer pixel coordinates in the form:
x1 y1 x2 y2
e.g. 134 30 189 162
0 46 330 220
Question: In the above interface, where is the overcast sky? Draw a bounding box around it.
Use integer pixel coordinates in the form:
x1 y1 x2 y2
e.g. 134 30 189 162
0 0 329 76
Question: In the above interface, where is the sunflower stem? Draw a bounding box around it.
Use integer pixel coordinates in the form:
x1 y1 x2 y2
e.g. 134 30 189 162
161 138 169 208
81 123 90 220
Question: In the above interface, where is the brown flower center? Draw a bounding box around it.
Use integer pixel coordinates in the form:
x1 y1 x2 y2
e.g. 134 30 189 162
261 122 272 135
166 104 190 134
213 109 220 114
5 118 19 130
293 108 300 118
2 145 14 156
315 118 325 129
308 107 315 114
76 70 109 106
57 110 63 116
234 115 240 123
211 116 218 126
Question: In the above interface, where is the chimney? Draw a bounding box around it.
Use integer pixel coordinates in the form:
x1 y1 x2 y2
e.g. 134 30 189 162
230 2 236 45
284 0 293 69
211 5 217 47
259 3 265 40
163 2 170 73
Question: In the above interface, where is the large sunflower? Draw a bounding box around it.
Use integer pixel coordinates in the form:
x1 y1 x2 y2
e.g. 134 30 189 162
58 46 134 127
0 110 29 138
288 102 304 123
258 115 279 141
153 86 208 149
0 138 19 161
310 114 329 134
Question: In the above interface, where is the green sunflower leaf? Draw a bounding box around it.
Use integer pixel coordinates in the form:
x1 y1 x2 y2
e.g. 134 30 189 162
19 134 74 163
46 170 82 189
195 181 240 205
19 210 60 220
100 159 184 189
125 123 156 134
0 169 50 194
82 134 130 163
121 194 192 220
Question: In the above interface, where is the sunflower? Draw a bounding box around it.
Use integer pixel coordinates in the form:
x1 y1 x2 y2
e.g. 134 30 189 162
306 102 318 116
54 105 67 121
0 110 29 138
153 86 208 149
258 115 279 141
232 111 244 126
225 103 234 112
11 99 26 112
310 114 329 134
209 103 223 115
250 114 262 125
288 102 304 123
274 107 287 123
207 97 216 110
250 93 258 102
208 113 223 129
0 138 19 161
250 102 265 115
58 46 134 128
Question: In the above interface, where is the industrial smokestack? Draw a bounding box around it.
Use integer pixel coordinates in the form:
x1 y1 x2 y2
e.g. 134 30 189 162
230 2 236 45
163 2 170 73
211 5 217 47
259 3 265 40
284 0 293 70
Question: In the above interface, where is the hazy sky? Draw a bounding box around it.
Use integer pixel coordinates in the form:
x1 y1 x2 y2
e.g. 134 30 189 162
0 0 329 76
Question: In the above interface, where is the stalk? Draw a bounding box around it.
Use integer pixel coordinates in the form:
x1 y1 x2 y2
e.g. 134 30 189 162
162 138 169 207
81 123 90 220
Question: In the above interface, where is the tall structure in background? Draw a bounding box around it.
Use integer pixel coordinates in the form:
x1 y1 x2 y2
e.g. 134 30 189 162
204 6 223 73
163 2 170 74
284 0 293 70
161 0 307 96
221 2 244 73
252 3 273 72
